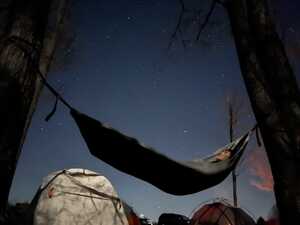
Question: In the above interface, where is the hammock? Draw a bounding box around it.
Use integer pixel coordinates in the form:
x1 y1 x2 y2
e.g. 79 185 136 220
6 37 257 196
71 109 252 195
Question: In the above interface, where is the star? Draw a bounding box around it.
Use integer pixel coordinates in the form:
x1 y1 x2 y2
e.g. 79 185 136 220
288 27 295 33
152 79 159 88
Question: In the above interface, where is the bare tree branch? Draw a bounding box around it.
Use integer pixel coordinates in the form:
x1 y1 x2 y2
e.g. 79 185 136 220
168 0 222 49
196 0 218 41
168 0 203 50
168 0 185 50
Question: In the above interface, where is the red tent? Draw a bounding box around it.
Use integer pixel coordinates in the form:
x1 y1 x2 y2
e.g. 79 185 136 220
265 205 279 225
191 201 256 225
122 201 141 225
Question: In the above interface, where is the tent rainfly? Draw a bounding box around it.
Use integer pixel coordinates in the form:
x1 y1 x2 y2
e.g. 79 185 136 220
32 168 129 225
191 201 256 225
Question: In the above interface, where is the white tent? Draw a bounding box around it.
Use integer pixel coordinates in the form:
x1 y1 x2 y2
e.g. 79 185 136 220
32 168 129 225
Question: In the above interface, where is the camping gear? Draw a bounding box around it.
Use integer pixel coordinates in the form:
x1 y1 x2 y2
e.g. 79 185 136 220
32 168 129 225
71 109 252 195
158 213 190 225
190 201 256 225
122 201 141 225
139 214 154 225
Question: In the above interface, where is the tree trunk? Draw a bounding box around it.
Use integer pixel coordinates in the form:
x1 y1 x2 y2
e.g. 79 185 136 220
0 0 68 219
225 0 300 224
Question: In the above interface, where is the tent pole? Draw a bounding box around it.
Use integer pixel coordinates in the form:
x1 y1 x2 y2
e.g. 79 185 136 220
229 102 238 225
229 103 238 208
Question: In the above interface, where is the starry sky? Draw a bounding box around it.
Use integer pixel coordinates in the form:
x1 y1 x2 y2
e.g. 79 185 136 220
9 0 300 221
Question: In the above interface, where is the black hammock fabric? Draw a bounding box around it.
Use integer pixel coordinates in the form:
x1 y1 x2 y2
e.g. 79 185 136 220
71 109 251 195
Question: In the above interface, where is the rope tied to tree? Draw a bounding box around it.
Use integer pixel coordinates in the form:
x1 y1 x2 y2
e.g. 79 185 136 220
0 35 75 120
1 34 265 148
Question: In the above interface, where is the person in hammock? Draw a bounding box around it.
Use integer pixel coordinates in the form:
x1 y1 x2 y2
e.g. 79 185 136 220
214 148 232 162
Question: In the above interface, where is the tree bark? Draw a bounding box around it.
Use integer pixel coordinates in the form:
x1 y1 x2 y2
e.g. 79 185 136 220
225 0 300 224
0 0 68 219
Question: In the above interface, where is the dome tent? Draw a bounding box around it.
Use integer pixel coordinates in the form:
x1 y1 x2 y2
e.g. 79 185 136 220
190 200 256 225
32 168 129 225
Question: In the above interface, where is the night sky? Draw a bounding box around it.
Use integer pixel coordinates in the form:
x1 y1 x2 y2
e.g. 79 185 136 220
9 0 300 221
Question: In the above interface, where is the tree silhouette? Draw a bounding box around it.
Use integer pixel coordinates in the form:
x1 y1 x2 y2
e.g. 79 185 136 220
0 0 69 219
170 0 300 224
